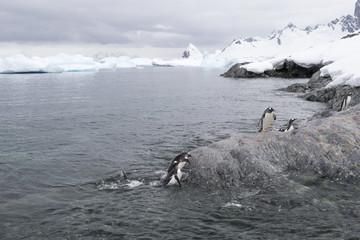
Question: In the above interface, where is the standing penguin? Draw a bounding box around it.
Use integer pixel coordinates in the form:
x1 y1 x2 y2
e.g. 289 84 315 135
279 118 297 132
258 107 276 132
339 92 353 111
162 152 192 187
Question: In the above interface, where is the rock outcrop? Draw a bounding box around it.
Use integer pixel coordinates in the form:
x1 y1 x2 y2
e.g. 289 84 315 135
281 70 360 112
188 105 360 190
190 65 360 190
221 60 322 79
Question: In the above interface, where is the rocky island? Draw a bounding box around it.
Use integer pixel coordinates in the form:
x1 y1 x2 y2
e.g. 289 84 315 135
187 32 360 190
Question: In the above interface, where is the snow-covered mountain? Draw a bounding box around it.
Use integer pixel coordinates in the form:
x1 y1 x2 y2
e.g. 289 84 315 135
216 0 360 61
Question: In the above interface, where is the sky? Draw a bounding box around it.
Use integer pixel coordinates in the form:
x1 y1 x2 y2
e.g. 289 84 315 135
0 0 356 58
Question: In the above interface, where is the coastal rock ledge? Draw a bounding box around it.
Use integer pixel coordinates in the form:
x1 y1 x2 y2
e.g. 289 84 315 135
188 105 360 190
220 60 322 78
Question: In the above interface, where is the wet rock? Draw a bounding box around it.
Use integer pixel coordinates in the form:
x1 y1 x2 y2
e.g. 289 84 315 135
204 63 360 191
281 70 360 114
220 62 254 78
304 85 360 111
280 71 332 93
281 83 310 93
188 106 360 189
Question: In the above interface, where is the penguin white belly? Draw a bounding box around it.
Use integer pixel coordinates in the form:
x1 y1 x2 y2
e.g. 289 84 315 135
168 169 182 185
263 112 274 130
346 96 352 109
285 125 294 132
177 162 186 171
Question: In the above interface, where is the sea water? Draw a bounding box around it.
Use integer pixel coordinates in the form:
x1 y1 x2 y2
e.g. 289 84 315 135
1 67 359 239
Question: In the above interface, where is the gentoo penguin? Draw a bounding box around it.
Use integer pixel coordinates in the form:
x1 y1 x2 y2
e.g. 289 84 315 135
162 152 192 187
279 118 297 132
258 107 276 132
339 92 353 111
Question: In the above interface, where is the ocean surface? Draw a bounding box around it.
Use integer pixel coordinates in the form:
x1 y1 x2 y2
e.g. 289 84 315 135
1 67 359 239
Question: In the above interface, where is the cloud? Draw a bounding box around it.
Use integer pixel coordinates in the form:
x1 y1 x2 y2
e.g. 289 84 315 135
0 0 356 54
154 24 173 30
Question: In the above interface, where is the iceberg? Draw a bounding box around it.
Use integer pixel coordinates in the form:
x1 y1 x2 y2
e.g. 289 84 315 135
0 54 48 73
0 54 99 73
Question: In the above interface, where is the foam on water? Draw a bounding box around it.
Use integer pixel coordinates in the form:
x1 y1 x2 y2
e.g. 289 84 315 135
126 180 143 188
223 202 243 208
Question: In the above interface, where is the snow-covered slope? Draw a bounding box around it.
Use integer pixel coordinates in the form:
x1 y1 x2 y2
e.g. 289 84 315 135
216 0 360 61
240 33 360 87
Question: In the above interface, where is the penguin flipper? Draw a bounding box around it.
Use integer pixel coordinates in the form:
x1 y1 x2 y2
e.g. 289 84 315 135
273 113 276 120
258 118 263 132
166 161 176 173
162 167 177 186
257 118 261 127
339 99 345 112
175 175 181 187
162 176 172 186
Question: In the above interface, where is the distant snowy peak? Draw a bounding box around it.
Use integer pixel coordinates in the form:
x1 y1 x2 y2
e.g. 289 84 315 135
355 0 360 18
216 0 360 61
182 43 203 59
274 0 360 42
328 15 359 33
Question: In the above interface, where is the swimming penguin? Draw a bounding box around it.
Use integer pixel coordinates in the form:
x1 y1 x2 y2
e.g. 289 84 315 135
339 92 353 111
279 118 297 132
258 107 276 132
162 152 192 187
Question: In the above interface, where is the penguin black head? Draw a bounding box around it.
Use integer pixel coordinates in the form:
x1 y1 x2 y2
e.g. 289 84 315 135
171 152 192 165
267 107 275 112
289 118 297 123
181 152 192 164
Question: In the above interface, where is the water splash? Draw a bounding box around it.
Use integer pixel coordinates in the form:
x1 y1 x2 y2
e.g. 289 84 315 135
223 202 243 208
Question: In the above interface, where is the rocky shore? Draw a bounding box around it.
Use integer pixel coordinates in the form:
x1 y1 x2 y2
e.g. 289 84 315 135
187 65 360 190
281 70 360 118
220 60 322 79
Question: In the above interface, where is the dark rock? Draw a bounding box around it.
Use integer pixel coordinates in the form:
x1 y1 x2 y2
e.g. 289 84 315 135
280 70 332 93
342 32 360 39
280 70 360 117
220 62 253 78
266 60 322 78
307 71 333 89
304 85 360 111
188 106 360 190
221 60 322 79
280 83 309 93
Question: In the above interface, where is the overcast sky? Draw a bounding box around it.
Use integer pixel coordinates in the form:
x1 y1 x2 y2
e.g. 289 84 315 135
0 0 356 58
